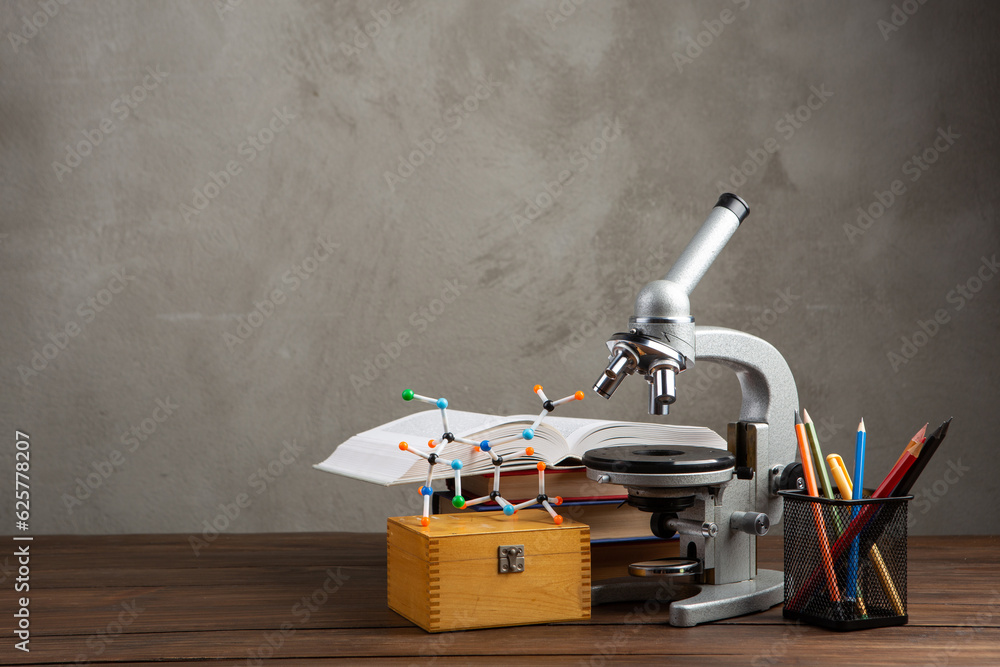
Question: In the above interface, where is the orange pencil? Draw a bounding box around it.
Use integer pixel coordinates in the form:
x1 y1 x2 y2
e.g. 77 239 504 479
893 423 927 467
794 411 841 602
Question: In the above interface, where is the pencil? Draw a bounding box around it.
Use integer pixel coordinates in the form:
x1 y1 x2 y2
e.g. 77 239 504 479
893 423 927 467
803 409 836 501
849 419 866 601
795 411 841 602
893 418 952 497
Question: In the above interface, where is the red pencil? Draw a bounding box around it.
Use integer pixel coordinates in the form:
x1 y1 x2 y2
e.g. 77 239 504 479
893 424 927 467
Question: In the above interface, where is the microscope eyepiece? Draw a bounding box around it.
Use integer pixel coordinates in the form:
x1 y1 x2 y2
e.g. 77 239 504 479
716 193 749 224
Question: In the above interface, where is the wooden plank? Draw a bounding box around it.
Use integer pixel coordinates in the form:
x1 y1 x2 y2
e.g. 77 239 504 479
2 533 998 665
3 626 999 665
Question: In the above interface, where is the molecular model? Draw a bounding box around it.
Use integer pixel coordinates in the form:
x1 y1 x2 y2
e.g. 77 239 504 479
397 385 584 527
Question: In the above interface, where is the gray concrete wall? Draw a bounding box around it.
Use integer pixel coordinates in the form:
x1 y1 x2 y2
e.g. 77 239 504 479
1 0 997 537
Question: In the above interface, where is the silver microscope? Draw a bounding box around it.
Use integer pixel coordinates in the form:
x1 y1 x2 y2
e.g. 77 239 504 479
584 194 803 626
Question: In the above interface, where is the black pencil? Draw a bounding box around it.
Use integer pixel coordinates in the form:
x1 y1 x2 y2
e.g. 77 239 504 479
892 417 953 497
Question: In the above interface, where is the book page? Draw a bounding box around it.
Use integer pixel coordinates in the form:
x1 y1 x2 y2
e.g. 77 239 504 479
570 421 726 455
315 410 570 486
363 409 517 441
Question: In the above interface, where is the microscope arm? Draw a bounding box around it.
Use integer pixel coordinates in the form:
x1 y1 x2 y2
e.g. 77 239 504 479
694 325 799 522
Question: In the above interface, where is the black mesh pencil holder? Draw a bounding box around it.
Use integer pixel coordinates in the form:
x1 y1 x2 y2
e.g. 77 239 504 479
779 490 910 631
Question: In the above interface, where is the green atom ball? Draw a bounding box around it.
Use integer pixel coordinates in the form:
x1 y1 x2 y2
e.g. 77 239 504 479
452 496 466 509
402 389 414 401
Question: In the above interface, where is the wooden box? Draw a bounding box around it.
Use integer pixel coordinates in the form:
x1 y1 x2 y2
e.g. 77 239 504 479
387 509 591 632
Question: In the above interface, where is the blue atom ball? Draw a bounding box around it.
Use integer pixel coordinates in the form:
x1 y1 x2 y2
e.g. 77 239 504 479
480 440 491 451
503 505 515 516
451 459 463 470
420 486 433 496
522 428 535 440
437 398 448 409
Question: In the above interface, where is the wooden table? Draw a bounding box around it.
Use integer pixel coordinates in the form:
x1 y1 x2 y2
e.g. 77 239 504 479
3 533 998 665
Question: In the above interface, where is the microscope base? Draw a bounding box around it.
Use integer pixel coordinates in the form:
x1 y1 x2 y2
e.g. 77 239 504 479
591 568 783 627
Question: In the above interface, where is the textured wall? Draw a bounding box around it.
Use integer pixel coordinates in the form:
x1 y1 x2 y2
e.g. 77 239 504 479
1 0 998 538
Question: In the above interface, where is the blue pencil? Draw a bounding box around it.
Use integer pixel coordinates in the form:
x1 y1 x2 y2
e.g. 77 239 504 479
849 419 866 602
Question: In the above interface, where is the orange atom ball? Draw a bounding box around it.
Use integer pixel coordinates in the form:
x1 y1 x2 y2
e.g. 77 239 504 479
428 439 436 448
553 516 563 525
420 517 430 527
398 442 408 451
525 447 535 456
533 384 542 393
537 462 546 471
554 496 563 506
575 390 585 401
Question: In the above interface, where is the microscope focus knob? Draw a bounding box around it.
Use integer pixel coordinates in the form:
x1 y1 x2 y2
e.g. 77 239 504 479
730 511 770 536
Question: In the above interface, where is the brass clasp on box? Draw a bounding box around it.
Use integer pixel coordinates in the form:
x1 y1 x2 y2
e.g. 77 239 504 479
498 545 525 574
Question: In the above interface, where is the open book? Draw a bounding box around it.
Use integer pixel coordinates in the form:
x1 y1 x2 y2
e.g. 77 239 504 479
314 409 726 486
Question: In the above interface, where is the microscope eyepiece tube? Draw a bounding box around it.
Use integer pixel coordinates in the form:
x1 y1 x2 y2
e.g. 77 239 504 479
662 193 748 296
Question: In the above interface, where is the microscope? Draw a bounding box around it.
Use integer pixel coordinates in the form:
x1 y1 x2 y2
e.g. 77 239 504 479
584 194 803 626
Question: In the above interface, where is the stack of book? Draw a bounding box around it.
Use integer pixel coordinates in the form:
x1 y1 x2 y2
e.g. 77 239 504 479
434 478 684 579
436 468 658 543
